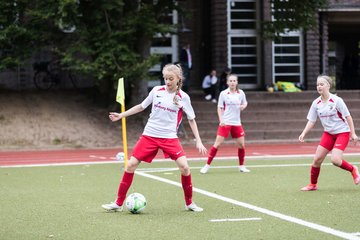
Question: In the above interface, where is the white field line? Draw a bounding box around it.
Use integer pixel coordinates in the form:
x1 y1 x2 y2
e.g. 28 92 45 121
2 159 360 169
1 151 359 169
136 171 360 240
209 217 262 222
138 162 360 173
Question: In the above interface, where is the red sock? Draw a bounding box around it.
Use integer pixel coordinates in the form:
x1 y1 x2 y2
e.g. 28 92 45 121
310 166 320 184
181 174 193 206
339 160 354 172
207 146 218 165
116 171 134 206
238 148 245 165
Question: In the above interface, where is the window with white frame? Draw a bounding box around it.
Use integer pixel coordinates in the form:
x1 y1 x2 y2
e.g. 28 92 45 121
270 0 304 84
148 10 178 87
272 31 304 84
228 0 260 88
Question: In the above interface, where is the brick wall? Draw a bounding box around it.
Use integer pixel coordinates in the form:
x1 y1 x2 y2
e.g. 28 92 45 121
211 0 228 76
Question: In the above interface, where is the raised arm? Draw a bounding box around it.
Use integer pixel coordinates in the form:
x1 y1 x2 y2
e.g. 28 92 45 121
109 104 145 122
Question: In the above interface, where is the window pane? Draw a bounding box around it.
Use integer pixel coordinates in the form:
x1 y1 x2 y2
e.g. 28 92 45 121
235 66 257 74
231 2 255 10
231 12 255 19
275 76 300 82
275 66 300 73
232 37 256 45
232 47 256 55
275 46 299 54
274 37 299 44
232 56 257 64
275 56 299 63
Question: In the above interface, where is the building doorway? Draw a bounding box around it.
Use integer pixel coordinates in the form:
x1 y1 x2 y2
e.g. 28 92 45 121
328 12 360 90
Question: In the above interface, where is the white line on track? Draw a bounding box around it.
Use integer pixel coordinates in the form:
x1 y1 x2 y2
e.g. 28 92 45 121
209 217 262 222
136 171 360 240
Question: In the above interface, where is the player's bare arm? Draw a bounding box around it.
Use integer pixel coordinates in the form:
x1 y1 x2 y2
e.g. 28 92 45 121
345 115 359 142
188 119 207 155
240 103 248 111
109 104 145 122
299 121 316 142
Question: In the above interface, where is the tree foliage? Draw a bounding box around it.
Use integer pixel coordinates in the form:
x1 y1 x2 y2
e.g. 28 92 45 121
263 0 329 38
0 0 179 105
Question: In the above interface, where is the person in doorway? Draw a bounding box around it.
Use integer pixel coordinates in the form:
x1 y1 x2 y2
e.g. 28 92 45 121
299 74 359 191
202 69 218 103
179 43 192 92
200 74 250 174
102 63 207 212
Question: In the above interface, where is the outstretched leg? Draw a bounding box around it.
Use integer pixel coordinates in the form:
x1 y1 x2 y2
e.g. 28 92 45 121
332 148 360 185
301 145 328 191
102 157 141 211
200 135 224 174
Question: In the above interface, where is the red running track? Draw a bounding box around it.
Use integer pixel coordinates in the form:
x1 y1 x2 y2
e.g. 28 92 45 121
0 143 359 167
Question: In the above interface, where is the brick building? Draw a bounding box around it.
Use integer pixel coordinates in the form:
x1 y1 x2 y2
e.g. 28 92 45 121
179 0 360 91
1 0 359 91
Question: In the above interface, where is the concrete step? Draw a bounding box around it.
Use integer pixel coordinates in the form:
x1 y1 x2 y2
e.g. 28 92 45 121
184 90 360 143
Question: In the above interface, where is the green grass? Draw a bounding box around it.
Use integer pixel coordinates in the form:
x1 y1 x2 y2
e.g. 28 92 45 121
1 156 359 240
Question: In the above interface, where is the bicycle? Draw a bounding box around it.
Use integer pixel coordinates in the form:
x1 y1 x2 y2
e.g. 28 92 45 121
33 60 78 90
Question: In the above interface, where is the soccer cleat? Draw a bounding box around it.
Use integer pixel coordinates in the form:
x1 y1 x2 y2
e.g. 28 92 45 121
239 166 250 173
300 184 318 191
200 164 210 174
351 165 360 185
205 94 212 100
102 202 123 212
185 202 204 212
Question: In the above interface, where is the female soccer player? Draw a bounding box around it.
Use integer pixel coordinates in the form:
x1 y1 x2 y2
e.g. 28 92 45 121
102 64 207 212
200 74 250 174
299 74 359 191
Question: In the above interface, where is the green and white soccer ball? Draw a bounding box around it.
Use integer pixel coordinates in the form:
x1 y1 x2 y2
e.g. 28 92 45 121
125 193 147 214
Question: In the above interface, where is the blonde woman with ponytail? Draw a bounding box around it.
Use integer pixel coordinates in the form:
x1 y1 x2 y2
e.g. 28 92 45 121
103 63 207 212
299 74 359 191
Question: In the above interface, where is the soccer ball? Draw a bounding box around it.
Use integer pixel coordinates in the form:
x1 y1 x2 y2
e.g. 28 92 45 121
125 193 147 214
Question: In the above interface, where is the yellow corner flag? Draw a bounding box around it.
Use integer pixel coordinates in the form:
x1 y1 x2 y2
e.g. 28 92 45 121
116 77 125 105
116 78 128 168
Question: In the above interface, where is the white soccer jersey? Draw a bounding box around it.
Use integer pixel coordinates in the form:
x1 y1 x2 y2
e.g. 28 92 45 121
307 93 350 134
218 88 247 125
141 86 195 138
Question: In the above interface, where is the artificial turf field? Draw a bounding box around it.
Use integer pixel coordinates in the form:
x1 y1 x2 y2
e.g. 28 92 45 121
1 156 360 240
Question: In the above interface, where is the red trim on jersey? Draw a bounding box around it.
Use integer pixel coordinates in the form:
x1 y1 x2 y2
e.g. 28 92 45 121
316 99 322 104
177 91 182 98
329 98 334 103
336 109 345 122
176 108 183 130
158 87 166 91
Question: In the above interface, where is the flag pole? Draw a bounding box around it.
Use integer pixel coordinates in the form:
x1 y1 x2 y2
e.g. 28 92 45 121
120 103 128 168
116 78 128 168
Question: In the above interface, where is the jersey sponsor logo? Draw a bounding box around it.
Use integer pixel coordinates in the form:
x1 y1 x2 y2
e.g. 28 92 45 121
156 95 163 98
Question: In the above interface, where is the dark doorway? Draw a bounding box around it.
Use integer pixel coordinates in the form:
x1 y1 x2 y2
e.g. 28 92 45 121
328 16 360 90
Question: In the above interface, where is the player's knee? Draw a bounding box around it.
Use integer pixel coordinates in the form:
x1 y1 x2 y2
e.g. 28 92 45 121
179 164 190 175
331 156 342 166
313 157 324 166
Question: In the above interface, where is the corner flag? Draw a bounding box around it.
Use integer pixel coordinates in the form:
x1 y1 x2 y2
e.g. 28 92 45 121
116 77 125 105
116 77 128 168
